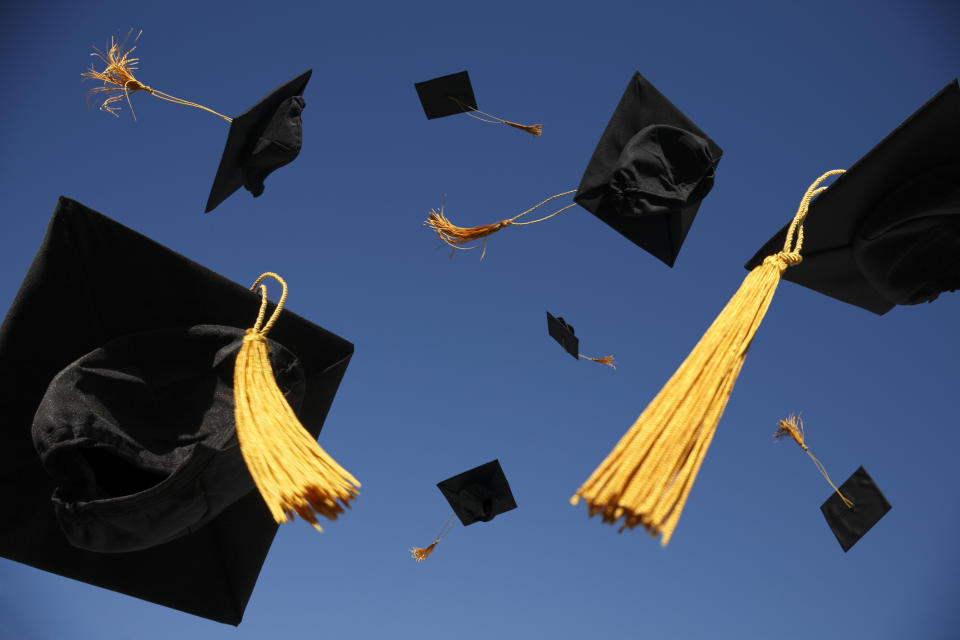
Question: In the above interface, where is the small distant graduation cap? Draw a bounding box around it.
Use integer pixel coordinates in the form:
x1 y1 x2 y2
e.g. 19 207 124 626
546 312 615 368
425 72 722 266
82 31 311 213
821 466 891 552
0 197 355 624
745 79 960 313
411 459 516 561
414 70 542 136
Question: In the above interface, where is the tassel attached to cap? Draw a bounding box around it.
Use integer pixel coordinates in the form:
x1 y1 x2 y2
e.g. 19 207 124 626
774 414 854 508
580 354 617 369
410 513 455 562
448 96 542 136
235 272 360 531
83 29 232 123
425 191 577 259
570 170 846 545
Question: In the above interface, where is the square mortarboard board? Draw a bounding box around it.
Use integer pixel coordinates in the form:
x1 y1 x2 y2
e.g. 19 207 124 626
745 79 960 314
546 312 579 359
820 466 891 552
414 70 479 119
437 459 517 526
205 69 312 213
574 72 723 267
0 197 353 625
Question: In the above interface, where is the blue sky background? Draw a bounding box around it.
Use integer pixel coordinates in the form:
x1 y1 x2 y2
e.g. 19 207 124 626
1 1 958 638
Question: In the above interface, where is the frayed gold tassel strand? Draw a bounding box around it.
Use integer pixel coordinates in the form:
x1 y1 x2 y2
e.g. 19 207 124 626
570 170 846 546
235 272 360 532
410 513 456 562
448 96 542 136
580 354 617 370
82 29 232 122
774 415 854 508
425 190 577 259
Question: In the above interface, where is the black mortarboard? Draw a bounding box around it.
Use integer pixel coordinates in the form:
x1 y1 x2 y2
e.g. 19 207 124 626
437 459 517 526
574 72 723 267
820 466 891 552
205 69 313 213
546 312 579 359
0 197 353 624
415 70 479 120
745 79 960 314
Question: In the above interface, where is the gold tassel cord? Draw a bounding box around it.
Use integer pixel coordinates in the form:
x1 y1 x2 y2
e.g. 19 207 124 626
448 96 542 136
425 190 577 259
570 170 846 546
580 354 617 370
774 415 854 508
410 513 456 562
82 30 232 122
234 272 360 531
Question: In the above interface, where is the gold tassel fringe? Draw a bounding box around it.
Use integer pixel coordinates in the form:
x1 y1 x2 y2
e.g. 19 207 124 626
235 272 360 531
580 354 617 369
425 191 576 259
570 170 845 545
449 96 542 136
82 29 232 122
410 513 455 562
775 414 854 508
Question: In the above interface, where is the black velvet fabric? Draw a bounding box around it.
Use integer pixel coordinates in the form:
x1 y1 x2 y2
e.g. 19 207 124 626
820 466 891 552
32 326 304 553
745 79 960 314
437 459 517 527
205 69 312 213
546 312 579 360
414 70 479 119
0 197 353 625
574 72 723 267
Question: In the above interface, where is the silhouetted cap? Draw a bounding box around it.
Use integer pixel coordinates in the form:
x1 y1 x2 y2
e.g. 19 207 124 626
437 459 517 526
414 70 479 119
745 79 960 314
546 312 579 359
820 466 891 552
0 197 353 624
205 69 312 213
574 72 723 266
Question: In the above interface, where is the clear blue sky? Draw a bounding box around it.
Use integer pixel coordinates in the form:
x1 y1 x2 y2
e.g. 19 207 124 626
1 1 958 638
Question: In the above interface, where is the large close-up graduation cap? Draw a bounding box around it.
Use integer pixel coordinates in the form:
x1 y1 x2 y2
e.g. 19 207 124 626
205 69 313 212
425 71 721 266
574 71 723 266
0 197 353 624
745 79 960 313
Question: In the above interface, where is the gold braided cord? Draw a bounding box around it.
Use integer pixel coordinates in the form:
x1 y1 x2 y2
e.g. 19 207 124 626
571 170 845 545
82 30 232 123
774 415 854 508
448 96 542 136
234 272 360 531
425 190 577 259
410 513 456 562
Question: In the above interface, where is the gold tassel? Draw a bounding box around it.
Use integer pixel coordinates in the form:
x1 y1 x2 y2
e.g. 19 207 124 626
410 513 455 562
82 29 232 122
580 354 617 369
448 96 542 136
235 272 360 531
570 170 846 546
774 415 854 508
425 191 577 259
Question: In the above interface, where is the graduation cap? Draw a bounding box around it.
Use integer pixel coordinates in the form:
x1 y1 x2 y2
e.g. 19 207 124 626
745 79 960 313
546 312 615 368
0 197 357 624
424 72 722 266
821 466 891 552
82 31 311 213
414 70 542 136
410 459 517 561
